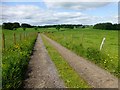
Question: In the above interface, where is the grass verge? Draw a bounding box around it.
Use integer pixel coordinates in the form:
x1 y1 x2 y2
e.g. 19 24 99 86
2 33 37 89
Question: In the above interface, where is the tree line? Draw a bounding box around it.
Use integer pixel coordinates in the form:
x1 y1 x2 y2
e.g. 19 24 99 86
2 22 84 30
93 22 120 30
38 24 83 29
2 22 36 30
2 22 120 31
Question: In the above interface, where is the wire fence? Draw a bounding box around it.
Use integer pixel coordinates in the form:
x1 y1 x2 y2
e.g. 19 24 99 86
2 32 38 51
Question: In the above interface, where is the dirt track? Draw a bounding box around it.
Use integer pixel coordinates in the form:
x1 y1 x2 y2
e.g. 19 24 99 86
23 34 65 88
42 34 118 88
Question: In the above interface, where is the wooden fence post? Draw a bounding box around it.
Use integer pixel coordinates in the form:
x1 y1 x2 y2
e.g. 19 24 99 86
81 33 84 44
14 33 16 45
24 33 25 40
20 33 22 41
27 33 29 40
2 33 5 50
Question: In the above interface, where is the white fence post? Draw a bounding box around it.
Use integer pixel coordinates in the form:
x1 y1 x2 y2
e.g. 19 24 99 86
100 37 106 51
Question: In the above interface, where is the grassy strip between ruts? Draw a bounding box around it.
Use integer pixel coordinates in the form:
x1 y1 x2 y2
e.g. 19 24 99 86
42 35 91 88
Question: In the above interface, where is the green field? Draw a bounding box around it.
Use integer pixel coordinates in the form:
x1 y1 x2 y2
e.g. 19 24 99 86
45 28 119 77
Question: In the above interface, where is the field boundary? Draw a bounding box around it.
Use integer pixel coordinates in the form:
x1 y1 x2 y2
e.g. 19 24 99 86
2 32 37 50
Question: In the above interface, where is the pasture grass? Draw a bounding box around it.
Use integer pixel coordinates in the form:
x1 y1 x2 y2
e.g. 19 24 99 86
45 28 119 77
42 35 91 88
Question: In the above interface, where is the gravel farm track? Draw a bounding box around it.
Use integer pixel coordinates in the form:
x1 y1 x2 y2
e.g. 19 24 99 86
23 34 65 88
24 33 118 89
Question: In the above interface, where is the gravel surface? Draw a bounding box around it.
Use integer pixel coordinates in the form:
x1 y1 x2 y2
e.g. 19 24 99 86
23 34 65 88
42 34 118 88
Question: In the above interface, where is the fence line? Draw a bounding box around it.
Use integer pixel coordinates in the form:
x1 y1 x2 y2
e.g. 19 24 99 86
2 32 38 50
20 33 22 41
14 33 16 45
2 33 5 50
81 33 84 44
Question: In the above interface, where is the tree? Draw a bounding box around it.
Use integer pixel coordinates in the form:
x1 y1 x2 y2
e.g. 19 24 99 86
104 23 112 30
2 22 20 30
21 23 32 28
34 26 38 30
21 23 32 31
93 22 120 30
13 22 20 30
2 22 14 30
56 25 60 31
82 26 85 28
23 27 26 31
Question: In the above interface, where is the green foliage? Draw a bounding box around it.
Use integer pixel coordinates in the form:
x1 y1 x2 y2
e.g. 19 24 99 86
2 22 20 30
21 23 32 28
13 22 21 29
82 26 85 28
23 27 26 31
2 29 37 89
34 27 38 30
38 24 83 29
93 22 120 30
56 25 60 31
2 23 14 30
42 36 90 88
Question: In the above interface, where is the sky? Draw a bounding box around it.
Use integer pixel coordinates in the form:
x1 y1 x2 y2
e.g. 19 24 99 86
0 0 119 25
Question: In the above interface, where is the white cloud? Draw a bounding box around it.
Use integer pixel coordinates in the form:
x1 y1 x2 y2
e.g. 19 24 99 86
1 4 118 25
2 5 46 25
2 5 41 19
43 0 119 11
44 2 113 11
1 5 87 25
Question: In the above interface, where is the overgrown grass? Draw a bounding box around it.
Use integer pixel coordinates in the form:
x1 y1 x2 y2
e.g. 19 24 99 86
2 28 37 89
44 28 119 77
42 35 91 88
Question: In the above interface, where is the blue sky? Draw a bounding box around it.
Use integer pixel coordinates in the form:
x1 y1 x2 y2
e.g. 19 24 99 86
83 3 117 17
1 0 119 25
